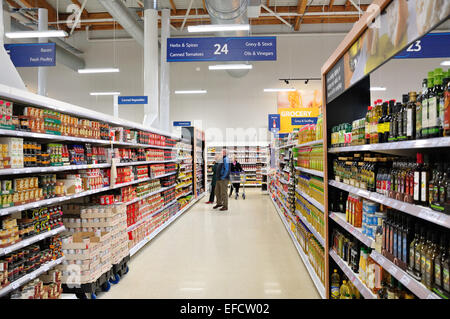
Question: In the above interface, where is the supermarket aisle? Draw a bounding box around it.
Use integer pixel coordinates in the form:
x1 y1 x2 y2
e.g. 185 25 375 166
100 189 320 299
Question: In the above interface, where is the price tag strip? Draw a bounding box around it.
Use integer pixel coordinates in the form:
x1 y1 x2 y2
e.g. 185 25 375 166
370 251 440 299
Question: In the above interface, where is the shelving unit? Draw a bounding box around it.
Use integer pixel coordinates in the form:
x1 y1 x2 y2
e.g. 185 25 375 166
269 133 326 298
0 83 210 299
206 143 269 192
321 0 449 300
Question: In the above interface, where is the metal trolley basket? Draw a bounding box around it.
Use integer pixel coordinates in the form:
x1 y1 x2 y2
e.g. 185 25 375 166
229 171 246 200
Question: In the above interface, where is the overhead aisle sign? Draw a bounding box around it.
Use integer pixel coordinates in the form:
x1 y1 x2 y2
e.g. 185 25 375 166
4 43 56 67
167 37 276 62
118 96 148 104
394 32 450 59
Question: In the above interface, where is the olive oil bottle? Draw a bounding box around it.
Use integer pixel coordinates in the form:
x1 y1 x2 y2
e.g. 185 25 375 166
416 79 427 139
422 72 434 139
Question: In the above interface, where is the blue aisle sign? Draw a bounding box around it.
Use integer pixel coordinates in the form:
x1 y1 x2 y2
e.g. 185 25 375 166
4 43 56 67
268 114 280 133
394 32 450 59
118 96 148 104
291 117 318 125
167 37 276 62
173 121 191 127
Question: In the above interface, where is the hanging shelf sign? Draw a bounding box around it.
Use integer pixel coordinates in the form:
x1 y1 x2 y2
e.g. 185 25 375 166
4 43 56 67
394 32 450 59
167 37 276 62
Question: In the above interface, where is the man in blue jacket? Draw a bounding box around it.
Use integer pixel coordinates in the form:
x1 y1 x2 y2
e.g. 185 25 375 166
213 149 230 211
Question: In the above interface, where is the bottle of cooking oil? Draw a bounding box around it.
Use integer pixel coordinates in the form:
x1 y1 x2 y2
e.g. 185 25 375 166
331 269 341 299
340 280 352 299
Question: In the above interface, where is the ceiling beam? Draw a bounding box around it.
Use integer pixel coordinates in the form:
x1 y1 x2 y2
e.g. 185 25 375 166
329 0 335 9
19 0 57 22
294 0 308 31
70 0 88 19
169 0 177 13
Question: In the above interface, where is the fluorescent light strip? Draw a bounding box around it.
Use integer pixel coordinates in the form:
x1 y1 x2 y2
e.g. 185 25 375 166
370 87 387 91
188 24 250 33
90 92 120 96
5 30 68 39
209 64 253 70
174 90 207 94
264 88 296 92
78 68 120 74
441 61 450 66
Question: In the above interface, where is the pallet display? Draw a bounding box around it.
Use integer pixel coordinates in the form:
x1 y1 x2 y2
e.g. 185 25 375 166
0 83 204 299
269 121 325 298
206 143 269 190
321 0 450 300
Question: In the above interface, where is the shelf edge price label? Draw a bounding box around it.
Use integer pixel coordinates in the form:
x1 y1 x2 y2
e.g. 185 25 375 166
400 275 411 286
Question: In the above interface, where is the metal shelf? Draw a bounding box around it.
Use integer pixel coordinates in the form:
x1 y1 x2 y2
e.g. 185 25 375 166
115 159 177 167
328 137 450 153
0 257 64 297
329 250 378 299
0 226 66 256
129 193 205 256
296 139 323 148
295 187 325 212
270 196 325 299
117 185 176 206
329 212 374 248
0 163 111 176
295 210 325 246
294 166 324 178
0 172 177 217
329 180 450 229
370 250 441 299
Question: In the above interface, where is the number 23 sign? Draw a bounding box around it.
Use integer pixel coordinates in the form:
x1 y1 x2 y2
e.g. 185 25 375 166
167 37 277 62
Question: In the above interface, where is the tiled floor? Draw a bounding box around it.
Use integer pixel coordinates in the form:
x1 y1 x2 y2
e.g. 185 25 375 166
100 189 320 299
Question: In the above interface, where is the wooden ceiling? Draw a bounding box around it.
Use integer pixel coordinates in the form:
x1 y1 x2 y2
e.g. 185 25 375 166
7 0 369 33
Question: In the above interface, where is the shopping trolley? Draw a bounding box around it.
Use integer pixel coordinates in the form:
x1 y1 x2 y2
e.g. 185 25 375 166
230 171 246 200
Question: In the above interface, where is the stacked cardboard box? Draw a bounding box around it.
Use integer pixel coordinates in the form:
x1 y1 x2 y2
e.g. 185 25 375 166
0 137 23 168
58 231 111 285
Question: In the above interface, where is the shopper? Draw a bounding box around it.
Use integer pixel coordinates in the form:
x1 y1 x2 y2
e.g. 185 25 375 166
205 154 221 204
213 149 230 211
229 156 243 198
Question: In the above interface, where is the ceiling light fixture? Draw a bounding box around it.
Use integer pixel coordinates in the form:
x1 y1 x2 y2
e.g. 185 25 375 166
208 64 253 70
174 90 207 94
188 24 250 33
5 30 68 39
78 68 120 74
264 88 296 92
90 92 120 96
370 87 387 91
440 61 450 66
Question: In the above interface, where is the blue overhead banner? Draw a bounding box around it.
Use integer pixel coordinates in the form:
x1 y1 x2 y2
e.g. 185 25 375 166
4 43 56 67
118 96 148 104
291 117 318 125
167 37 277 62
173 121 191 127
268 114 280 133
394 32 450 59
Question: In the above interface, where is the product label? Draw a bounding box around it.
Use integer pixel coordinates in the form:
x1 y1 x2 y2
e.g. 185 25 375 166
435 263 441 286
331 286 340 299
397 232 402 260
393 230 398 257
428 97 438 132
421 255 426 275
422 99 429 133
425 259 432 285
409 246 415 269
439 96 445 130
416 103 422 137
415 250 421 271
421 172 427 201
414 172 420 201
443 267 449 291
407 109 413 136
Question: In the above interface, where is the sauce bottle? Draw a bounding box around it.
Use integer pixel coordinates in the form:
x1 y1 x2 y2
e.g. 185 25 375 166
406 92 417 140
424 231 438 289
422 72 434 139
416 79 426 139
415 226 426 279
420 154 430 207
408 223 420 273
385 100 393 143
413 153 423 204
